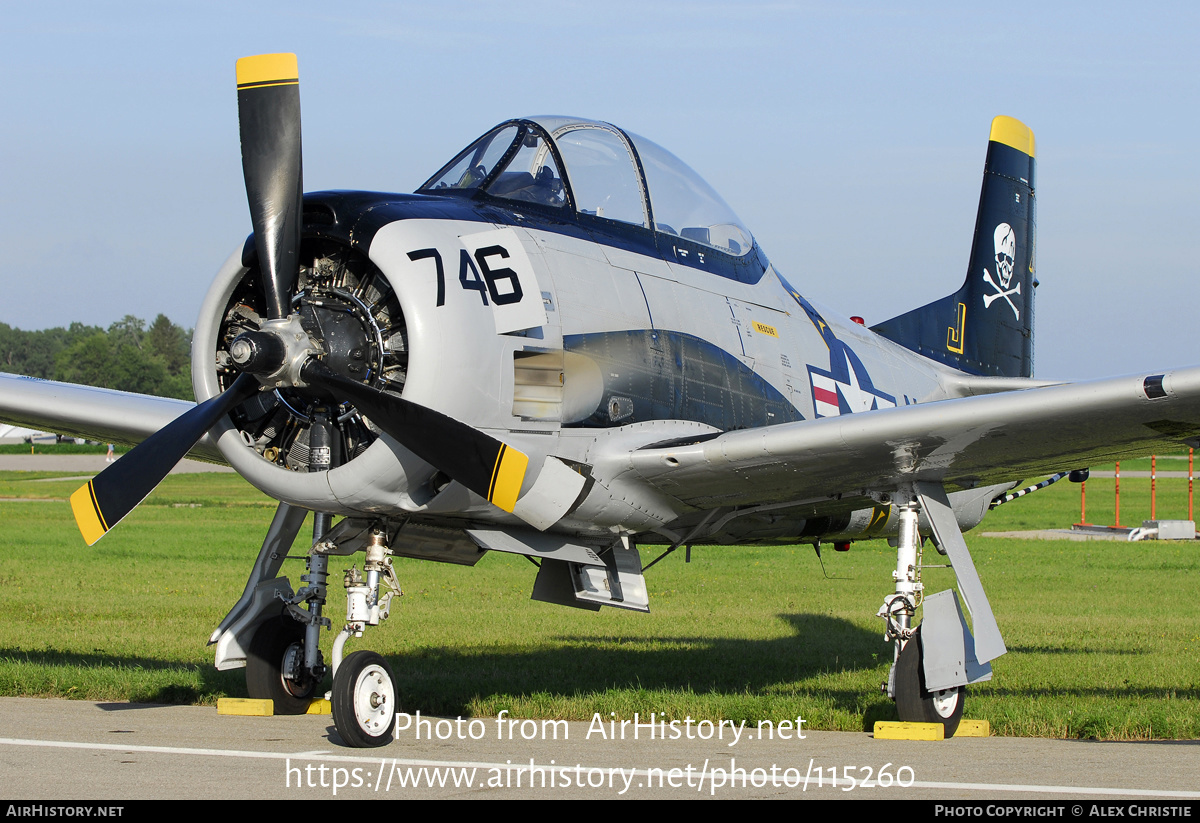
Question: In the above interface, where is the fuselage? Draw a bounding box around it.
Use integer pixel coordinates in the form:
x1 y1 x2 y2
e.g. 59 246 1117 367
191 118 1009 548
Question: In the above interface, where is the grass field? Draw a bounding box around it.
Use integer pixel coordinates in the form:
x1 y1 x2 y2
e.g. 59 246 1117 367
0 464 1196 739
0 443 129 455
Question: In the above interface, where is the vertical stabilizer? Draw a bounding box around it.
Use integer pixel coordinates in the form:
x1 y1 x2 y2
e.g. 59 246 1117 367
872 117 1037 377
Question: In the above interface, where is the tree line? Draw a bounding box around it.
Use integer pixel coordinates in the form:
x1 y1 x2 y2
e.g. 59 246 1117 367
0 315 193 400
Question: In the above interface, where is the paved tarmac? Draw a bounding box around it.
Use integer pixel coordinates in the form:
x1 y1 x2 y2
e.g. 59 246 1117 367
1 698 1198 800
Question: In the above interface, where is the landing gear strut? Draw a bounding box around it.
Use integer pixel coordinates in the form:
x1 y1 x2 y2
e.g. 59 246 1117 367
245 509 332 711
327 526 401 747
878 497 966 736
240 517 401 745
877 484 1010 736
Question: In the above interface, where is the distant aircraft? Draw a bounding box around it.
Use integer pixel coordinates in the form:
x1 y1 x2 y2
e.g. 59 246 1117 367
2 54 1197 747
0 425 53 442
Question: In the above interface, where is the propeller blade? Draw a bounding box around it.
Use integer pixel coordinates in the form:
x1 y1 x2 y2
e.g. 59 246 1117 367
301 360 530 512
236 53 303 321
70 375 260 545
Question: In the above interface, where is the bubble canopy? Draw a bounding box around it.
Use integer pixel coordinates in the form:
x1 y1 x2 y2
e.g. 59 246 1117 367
419 117 754 258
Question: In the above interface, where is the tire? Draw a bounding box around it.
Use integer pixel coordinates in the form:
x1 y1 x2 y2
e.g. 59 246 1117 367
894 627 964 737
331 650 398 748
246 616 319 715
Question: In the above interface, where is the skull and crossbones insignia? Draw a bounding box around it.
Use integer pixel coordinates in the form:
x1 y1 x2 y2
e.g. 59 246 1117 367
982 222 1020 319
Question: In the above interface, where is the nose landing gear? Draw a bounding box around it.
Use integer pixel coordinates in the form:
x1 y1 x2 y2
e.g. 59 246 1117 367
326 526 401 747
233 516 402 747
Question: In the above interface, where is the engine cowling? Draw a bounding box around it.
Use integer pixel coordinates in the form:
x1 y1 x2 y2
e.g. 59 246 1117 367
193 232 438 515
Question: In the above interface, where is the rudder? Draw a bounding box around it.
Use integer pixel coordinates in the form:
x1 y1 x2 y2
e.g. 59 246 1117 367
872 116 1036 377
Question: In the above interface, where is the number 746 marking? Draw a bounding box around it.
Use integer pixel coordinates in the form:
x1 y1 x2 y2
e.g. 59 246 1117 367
407 245 524 307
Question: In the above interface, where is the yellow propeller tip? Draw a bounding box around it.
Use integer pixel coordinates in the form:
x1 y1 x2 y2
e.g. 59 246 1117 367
236 53 299 89
70 481 108 546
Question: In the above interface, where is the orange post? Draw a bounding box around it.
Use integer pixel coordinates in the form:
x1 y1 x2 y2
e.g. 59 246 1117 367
1151 455 1157 520
1078 481 1089 526
1114 461 1121 527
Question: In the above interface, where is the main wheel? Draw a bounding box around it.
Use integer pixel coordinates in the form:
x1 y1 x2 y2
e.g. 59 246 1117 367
895 627 964 737
332 650 398 748
246 616 319 715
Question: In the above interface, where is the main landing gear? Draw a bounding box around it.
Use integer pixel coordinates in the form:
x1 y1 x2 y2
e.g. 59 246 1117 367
877 485 1005 738
878 500 963 736
246 615 320 715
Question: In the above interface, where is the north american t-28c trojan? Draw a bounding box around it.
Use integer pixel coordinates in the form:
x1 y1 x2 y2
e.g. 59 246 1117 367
3 54 1199 747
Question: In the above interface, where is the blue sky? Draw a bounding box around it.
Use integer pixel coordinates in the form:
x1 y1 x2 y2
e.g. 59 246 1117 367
1 1 1196 379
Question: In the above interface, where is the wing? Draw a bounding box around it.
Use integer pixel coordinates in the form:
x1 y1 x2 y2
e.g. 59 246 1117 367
622 367 1200 508
0 372 223 463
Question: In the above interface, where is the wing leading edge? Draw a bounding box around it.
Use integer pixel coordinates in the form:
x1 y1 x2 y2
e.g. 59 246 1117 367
623 367 1200 509
0 372 222 463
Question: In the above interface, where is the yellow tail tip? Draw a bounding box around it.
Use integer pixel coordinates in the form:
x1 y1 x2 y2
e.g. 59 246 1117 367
990 116 1035 157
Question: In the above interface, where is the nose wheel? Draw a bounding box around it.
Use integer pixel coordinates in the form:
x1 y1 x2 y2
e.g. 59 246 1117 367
332 650 398 748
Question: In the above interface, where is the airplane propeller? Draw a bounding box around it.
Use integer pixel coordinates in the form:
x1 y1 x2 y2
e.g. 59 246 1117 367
70 374 259 545
70 53 532 546
69 55 306 544
235 53 303 322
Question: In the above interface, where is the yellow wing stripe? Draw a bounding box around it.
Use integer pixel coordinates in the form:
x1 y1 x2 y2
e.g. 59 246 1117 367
487 444 529 513
236 53 299 89
989 116 1035 158
70 482 109 546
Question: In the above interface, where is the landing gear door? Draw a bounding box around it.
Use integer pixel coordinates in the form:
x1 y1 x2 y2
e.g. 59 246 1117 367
571 544 649 612
531 546 649 613
915 481 1007 664
920 589 993 691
